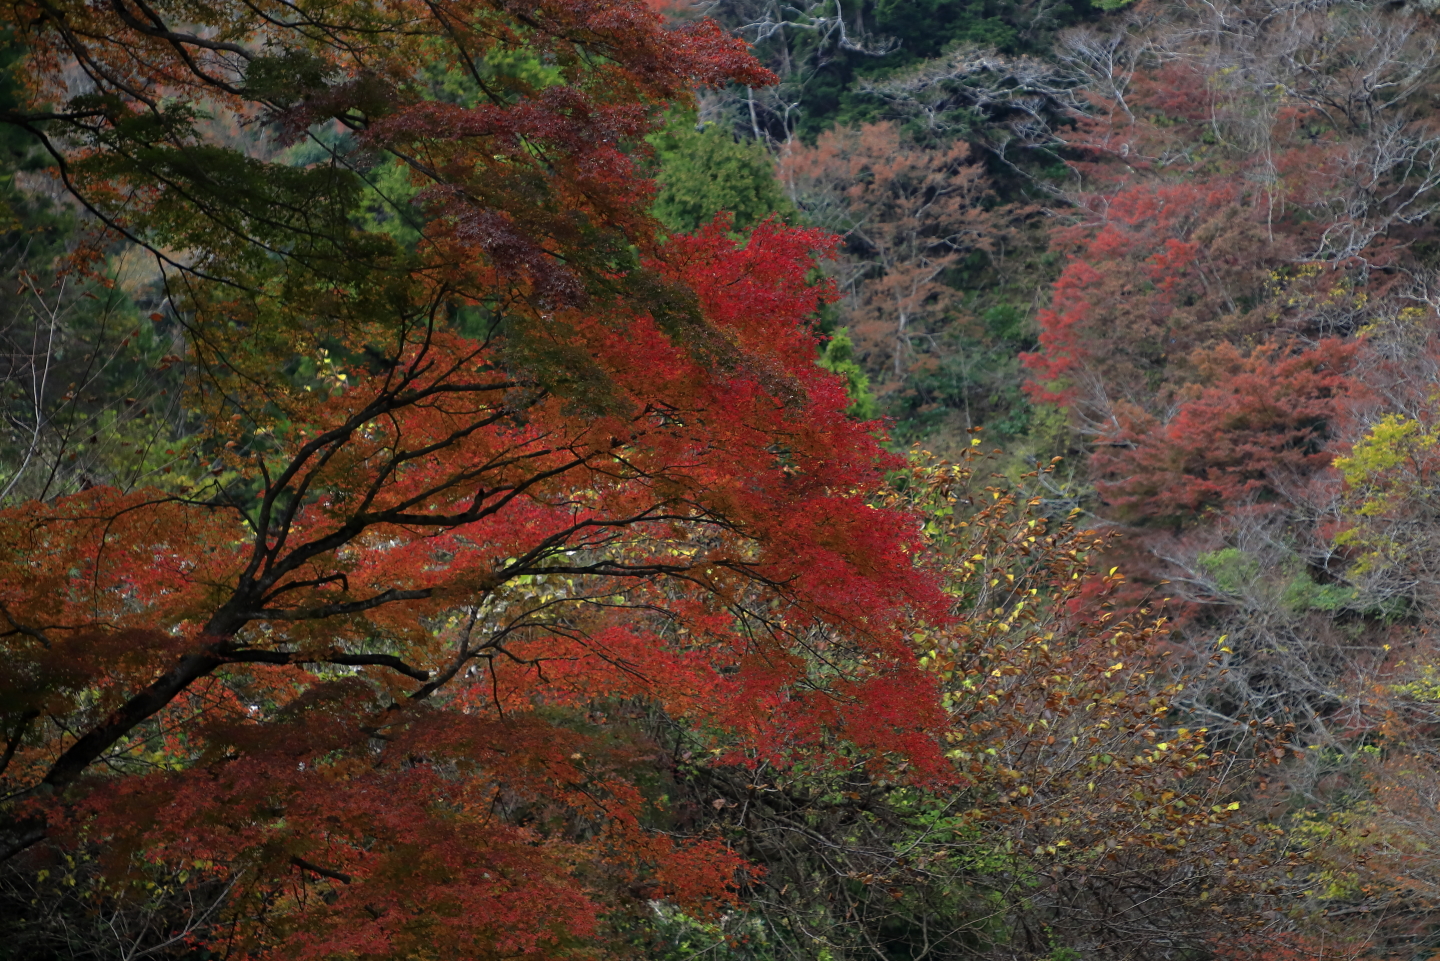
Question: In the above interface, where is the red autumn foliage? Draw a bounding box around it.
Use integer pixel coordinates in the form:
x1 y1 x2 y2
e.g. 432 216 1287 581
0 220 954 958
1026 0 1440 431
1021 178 1285 421
1092 338 1358 527
0 2 955 958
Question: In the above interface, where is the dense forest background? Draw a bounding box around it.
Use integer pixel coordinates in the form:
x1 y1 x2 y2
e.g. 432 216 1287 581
637 0 1440 955
8 0 1440 957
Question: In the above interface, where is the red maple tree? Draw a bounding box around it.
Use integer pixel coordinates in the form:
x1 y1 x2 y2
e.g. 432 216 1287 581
1092 339 1359 527
0 2 951 957
1020 178 1286 425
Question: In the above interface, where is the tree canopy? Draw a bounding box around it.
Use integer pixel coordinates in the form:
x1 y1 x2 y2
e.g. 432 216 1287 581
0 2 955 956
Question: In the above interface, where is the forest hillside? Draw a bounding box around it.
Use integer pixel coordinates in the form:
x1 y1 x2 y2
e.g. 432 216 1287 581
650 1 1440 954
1 0 1440 958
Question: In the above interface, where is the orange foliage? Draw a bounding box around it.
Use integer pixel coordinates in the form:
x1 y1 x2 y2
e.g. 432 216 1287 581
780 122 996 389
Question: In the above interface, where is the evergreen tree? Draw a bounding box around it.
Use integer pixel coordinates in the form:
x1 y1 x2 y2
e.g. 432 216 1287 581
650 112 793 233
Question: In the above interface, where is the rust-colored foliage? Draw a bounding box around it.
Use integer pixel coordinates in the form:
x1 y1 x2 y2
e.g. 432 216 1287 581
1024 0 1439 431
779 122 996 390
1020 178 1287 422
1093 339 1359 527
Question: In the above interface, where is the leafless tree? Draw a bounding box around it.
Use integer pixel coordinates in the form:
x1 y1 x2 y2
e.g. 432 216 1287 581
0 205 186 505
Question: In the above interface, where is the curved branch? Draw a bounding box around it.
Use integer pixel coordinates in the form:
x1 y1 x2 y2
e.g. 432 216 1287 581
290 856 352 884
224 648 431 683
237 587 433 622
